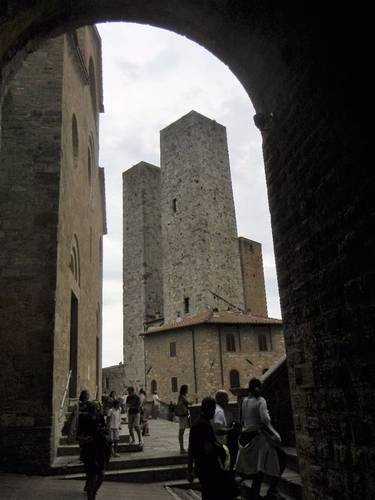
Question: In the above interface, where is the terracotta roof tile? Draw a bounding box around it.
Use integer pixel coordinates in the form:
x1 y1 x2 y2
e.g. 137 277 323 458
143 310 282 335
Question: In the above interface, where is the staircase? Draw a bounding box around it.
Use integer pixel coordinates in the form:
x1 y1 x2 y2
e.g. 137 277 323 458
54 412 302 498
164 447 302 500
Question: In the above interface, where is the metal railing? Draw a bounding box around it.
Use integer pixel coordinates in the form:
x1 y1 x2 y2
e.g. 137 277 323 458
59 369 72 421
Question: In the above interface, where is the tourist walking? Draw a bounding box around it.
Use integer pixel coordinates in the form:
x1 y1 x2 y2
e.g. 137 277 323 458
107 399 121 457
187 397 237 500
77 401 111 500
235 377 286 500
126 386 143 448
175 384 191 454
152 390 160 419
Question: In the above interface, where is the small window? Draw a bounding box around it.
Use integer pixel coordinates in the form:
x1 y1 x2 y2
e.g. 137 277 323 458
258 334 268 351
151 380 157 394
184 297 190 314
72 114 79 166
170 342 176 357
226 334 236 352
229 369 240 389
171 377 178 393
69 235 80 286
172 198 177 213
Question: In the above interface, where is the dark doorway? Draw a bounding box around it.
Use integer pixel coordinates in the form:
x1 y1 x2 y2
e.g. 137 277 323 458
69 292 79 398
96 336 100 397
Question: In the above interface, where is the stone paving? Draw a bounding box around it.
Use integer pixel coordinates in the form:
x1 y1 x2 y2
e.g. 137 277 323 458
54 417 189 468
0 473 173 499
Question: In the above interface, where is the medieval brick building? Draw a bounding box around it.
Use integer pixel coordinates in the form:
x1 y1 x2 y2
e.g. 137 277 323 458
0 26 106 470
123 111 285 400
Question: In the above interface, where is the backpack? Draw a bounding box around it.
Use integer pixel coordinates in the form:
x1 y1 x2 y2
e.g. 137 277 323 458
174 399 188 417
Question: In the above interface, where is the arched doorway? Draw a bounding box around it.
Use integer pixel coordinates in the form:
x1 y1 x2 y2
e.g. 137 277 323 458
0 4 374 498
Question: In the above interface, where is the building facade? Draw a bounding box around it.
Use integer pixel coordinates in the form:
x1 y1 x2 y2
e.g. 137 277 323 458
143 311 285 402
0 26 105 471
123 111 284 397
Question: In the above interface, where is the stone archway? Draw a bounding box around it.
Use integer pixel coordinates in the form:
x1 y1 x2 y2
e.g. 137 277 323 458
1 2 374 498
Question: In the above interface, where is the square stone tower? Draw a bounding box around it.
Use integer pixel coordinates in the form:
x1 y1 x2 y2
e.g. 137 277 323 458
160 111 245 322
123 162 163 388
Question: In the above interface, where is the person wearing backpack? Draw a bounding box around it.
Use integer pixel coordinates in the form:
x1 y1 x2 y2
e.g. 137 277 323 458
175 384 191 454
187 397 238 500
235 378 286 500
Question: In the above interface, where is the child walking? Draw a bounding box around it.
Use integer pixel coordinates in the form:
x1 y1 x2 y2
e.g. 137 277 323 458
107 399 121 457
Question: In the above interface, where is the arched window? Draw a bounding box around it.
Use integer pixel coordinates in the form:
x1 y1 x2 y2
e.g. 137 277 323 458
69 235 80 286
258 334 268 351
226 333 236 352
151 380 157 394
229 369 240 389
72 114 79 166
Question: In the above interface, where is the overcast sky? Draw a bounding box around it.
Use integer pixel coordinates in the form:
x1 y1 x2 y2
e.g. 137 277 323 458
97 23 281 368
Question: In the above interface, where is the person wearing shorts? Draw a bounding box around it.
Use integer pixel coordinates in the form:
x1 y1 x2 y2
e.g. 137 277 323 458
107 399 121 457
126 386 143 447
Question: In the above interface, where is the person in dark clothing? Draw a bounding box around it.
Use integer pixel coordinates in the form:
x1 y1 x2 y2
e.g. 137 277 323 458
77 401 111 500
187 397 237 500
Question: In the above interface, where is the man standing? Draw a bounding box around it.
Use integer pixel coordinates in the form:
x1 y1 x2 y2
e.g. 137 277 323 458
126 386 143 448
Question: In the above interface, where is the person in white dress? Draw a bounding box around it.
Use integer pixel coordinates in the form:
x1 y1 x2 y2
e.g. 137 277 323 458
235 378 286 500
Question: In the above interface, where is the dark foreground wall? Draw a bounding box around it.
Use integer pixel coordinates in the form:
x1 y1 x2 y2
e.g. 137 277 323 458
0 37 64 472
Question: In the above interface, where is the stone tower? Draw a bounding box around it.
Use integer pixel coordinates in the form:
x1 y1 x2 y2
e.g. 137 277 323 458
160 111 245 322
123 162 163 388
239 237 268 316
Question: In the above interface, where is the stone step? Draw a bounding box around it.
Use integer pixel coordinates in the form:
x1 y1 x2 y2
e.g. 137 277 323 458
61 463 188 483
52 452 188 476
56 441 138 457
59 433 129 446
166 467 302 500
283 447 299 473
241 468 302 500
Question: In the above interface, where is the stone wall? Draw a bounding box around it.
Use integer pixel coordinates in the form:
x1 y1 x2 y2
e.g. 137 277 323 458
52 26 105 459
160 111 244 322
239 237 268 316
123 162 162 389
102 363 126 395
0 36 64 472
0 27 105 471
144 322 285 403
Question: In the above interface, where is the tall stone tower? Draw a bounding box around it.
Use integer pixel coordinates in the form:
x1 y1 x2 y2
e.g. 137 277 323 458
160 111 244 322
123 162 163 388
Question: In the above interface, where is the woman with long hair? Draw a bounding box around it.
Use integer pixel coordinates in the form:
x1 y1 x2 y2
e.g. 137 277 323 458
176 384 191 454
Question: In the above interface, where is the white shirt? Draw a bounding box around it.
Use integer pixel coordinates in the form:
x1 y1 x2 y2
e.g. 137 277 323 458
212 404 227 444
241 396 271 431
107 407 121 430
152 393 160 406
